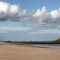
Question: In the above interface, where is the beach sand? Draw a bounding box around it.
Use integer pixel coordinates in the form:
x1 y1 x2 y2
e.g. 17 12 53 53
0 43 60 60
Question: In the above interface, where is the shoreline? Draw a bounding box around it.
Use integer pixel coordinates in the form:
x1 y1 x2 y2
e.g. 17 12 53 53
0 43 60 60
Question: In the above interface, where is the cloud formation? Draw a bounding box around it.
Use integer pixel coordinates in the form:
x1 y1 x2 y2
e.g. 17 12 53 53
0 1 21 21
0 1 60 29
33 6 60 25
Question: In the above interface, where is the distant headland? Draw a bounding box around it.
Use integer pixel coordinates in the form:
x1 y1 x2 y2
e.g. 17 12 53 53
0 38 60 44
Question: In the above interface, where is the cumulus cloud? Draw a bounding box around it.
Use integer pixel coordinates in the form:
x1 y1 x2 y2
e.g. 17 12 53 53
33 6 60 25
0 1 32 21
0 1 21 21
0 1 60 29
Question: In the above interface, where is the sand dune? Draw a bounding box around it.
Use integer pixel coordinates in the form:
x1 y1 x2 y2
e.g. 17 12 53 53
0 43 60 60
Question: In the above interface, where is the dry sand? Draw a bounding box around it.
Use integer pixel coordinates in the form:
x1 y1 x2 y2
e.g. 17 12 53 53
0 43 60 60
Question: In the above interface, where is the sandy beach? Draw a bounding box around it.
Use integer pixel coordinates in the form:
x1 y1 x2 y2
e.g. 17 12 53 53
0 43 60 60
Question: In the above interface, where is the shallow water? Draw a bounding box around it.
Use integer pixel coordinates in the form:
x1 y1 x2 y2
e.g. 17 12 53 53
32 45 60 48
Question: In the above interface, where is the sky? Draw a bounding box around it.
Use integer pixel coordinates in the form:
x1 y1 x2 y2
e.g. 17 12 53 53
0 0 60 41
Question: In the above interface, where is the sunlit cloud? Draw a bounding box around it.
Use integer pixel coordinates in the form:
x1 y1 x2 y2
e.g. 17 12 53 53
0 1 60 33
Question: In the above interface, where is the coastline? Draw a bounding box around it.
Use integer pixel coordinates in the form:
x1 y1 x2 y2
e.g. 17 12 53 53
0 43 60 60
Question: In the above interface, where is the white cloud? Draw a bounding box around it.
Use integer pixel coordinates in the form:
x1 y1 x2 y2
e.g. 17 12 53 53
0 1 21 20
33 6 60 27
33 6 48 17
0 1 31 21
8 4 20 18
0 1 10 20
0 1 60 30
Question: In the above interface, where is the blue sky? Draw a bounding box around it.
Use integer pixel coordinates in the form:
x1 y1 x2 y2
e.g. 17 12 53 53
5 0 60 10
0 0 60 41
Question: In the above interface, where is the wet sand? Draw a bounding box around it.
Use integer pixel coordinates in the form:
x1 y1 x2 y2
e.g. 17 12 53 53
0 43 60 60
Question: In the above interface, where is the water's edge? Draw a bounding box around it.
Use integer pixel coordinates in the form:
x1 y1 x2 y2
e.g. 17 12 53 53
31 45 60 48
